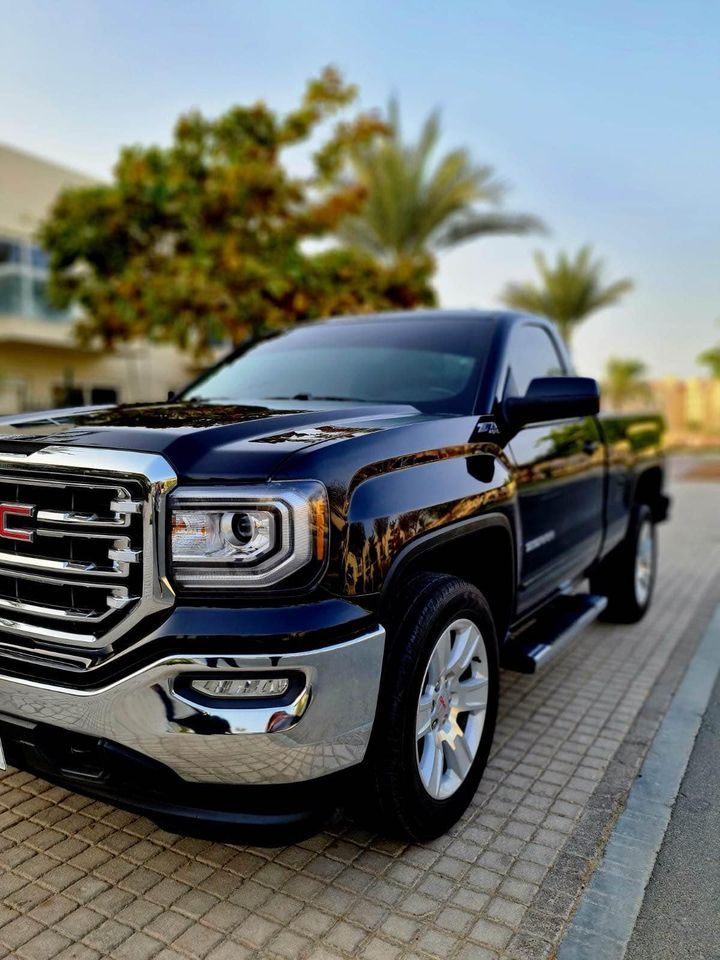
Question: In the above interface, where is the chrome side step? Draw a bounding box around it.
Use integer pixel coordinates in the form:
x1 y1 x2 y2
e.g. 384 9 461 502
502 594 608 674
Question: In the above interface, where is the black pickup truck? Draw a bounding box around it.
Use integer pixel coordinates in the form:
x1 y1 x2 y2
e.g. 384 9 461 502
0 310 669 842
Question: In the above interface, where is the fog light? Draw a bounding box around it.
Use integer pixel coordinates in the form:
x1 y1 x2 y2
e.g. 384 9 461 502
190 677 290 698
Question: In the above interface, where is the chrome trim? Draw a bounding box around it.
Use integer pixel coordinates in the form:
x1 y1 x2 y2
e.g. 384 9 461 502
0 474 133 528
0 472 128 492
105 593 137 611
0 447 177 653
0 638 94 670
0 550 102 576
1 531 137 578
111 500 144 516
0 548 132 577
0 572 131 623
107 547 142 565
0 627 386 784
37 509 131 528
0 614 99 646
0 597 96 622
0 563 130 597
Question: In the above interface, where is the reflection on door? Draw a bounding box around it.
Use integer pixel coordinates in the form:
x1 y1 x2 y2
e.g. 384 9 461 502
510 416 604 613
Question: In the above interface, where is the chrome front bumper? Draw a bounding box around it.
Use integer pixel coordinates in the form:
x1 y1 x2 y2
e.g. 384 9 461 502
0 627 385 785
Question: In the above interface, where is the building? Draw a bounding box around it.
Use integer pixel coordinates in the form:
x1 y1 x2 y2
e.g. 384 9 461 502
0 144 208 415
647 377 720 446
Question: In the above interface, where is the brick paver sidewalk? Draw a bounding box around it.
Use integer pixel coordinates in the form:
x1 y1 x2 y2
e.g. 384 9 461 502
0 473 717 960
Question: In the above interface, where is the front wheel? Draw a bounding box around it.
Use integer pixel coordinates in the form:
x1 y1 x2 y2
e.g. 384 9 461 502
364 574 499 841
591 504 657 623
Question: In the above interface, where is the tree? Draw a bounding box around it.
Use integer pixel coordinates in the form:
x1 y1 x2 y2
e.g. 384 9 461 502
698 345 720 378
39 69 435 354
500 246 634 347
337 100 544 263
603 357 650 411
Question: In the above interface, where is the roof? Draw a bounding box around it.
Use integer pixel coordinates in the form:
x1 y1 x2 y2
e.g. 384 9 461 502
323 309 508 325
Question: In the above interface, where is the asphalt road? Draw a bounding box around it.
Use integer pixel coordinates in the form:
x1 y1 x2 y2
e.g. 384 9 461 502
626 668 720 960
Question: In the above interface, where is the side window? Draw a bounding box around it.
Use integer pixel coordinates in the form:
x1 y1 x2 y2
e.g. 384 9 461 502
504 325 566 399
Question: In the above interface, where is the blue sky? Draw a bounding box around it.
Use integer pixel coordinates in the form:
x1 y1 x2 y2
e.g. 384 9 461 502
1 0 718 378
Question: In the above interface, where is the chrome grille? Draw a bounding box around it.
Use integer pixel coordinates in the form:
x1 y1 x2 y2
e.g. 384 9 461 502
0 446 177 667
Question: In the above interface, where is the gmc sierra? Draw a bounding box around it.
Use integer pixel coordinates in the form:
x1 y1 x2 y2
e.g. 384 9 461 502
0 310 669 842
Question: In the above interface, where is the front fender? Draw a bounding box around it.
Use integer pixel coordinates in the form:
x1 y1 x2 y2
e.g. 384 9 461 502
331 447 516 596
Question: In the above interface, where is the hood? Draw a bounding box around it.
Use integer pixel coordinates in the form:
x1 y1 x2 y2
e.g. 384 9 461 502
0 399 428 480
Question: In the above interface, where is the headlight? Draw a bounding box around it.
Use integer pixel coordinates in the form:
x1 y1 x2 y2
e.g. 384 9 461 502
169 481 328 590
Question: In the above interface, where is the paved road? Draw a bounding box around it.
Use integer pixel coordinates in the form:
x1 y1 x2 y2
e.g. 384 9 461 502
626 669 720 960
0 468 718 960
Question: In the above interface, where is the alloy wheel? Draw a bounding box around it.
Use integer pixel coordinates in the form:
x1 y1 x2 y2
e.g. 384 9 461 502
415 617 489 800
634 520 655 606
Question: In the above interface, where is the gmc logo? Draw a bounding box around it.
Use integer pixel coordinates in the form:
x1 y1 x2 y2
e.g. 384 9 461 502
0 503 35 542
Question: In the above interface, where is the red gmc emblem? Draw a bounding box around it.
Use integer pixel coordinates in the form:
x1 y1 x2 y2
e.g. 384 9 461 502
0 503 35 542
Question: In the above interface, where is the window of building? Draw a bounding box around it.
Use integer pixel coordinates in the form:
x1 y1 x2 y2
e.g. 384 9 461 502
30 247 49 270
51 384 120 408
0 236 70 322
0 274 23 315
52 385 85 408
90 387 119 405
0 239 22 265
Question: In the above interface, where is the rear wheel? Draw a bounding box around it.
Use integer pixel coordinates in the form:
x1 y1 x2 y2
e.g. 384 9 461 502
364 573 499 841
591 504 657 623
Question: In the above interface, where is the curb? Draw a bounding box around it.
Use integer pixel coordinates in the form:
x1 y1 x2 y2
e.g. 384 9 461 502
556 603 720 959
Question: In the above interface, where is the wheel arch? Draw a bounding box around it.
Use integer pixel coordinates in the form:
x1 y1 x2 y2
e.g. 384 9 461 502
632 464 670 522
381 513 516 644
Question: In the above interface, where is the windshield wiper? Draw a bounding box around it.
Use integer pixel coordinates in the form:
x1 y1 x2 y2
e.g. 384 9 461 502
267 393 368 402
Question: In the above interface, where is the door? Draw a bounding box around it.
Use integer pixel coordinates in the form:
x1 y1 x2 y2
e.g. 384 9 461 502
502 323 605 614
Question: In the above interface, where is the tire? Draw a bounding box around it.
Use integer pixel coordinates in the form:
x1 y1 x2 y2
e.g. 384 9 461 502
591 504 657 623
363 573 499 842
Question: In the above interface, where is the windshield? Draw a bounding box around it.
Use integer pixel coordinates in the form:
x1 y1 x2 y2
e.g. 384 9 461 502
183 316 493 414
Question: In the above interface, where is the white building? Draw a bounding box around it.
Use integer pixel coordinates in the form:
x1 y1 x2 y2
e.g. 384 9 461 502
0 143 208 414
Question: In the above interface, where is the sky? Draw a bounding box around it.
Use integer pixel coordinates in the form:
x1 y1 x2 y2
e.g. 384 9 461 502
1 0 718 379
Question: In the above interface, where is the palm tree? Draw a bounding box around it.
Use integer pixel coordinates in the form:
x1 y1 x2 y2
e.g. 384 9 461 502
698 345 720 378
338 100 544 263
603 357 650 411
500 246 634 348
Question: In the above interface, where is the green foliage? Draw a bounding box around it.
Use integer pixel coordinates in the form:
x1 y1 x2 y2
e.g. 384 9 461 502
698 345 720 378
337 99 544 262
603 356 650 411
39 69 435 354
500 246 634 346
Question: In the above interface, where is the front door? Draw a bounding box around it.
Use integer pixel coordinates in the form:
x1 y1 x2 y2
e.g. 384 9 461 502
502 323 605 615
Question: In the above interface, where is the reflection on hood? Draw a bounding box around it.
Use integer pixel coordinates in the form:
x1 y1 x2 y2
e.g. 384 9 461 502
0 398 422 481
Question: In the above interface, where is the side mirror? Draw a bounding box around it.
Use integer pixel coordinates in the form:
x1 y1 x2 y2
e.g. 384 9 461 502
500 377 600 433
